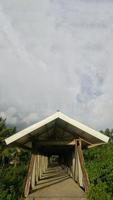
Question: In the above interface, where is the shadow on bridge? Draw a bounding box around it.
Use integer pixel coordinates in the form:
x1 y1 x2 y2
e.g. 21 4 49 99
27 165 87 200
35 166 69 190
24 140 89 200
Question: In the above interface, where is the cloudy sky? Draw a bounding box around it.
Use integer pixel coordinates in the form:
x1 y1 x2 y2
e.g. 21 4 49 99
0 0 113 131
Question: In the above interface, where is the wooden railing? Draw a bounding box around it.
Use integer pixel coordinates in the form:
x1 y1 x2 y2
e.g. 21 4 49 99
76 139 89 192
23 154 36 198
23 139 89 197
23 154 48 198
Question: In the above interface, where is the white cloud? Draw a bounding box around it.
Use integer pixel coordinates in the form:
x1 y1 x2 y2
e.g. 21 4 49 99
23 112 39 125
0 0 113 130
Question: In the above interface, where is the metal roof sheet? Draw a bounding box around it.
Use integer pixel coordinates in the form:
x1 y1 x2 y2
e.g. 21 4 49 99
5 112 109 146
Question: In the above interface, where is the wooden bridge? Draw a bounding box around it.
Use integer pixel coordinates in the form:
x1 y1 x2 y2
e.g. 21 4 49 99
5 112 109 199
27 166 87 200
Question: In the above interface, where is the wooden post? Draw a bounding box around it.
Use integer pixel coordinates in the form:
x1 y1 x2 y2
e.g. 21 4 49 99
43 156 46 173
31 141 38 190
74 140 77 181
68 153 72 177
38 154 40 179
31 155 36 190
72 151 75 178
77 139 89 192
42 155 45 173
23 154 36 198
39 154 42 179
35 155 39 184
45 156 48 170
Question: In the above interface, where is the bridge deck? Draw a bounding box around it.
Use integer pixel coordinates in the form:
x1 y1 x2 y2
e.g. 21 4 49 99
26 166 87 200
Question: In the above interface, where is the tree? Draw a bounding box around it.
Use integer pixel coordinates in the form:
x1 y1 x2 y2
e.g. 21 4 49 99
0 117 30 200
100 128 113 141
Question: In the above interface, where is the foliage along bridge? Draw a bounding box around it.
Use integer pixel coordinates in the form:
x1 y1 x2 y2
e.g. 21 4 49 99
5 112 109 200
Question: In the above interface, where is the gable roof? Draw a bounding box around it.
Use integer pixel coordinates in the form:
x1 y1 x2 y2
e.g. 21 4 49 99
5 112 109 148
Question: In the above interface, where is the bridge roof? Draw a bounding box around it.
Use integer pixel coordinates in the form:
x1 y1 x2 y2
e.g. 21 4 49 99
5 112 109 149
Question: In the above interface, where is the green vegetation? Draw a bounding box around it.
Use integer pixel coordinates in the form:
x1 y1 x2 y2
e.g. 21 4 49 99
0 117 30 200
0 117 113 199
84 129 113 200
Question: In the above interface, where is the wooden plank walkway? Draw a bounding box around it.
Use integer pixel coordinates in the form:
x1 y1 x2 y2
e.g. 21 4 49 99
26 166 87 200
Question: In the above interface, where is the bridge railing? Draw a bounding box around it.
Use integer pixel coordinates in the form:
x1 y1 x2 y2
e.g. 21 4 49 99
23 153 48 198
23 139 89 197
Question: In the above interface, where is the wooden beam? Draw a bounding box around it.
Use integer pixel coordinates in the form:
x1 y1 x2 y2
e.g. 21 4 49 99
39 155 42 179
72 151 75 178
34 126 54 139
14 142 31 151
20 127 54 145
31 156 36 190
23 154 36 198
36 140 76 146
58 122 70 139
80 138 92 145
88 142 105 148
74 140 77 181
57 125 79 138
35 155 39 184
77 139 89 192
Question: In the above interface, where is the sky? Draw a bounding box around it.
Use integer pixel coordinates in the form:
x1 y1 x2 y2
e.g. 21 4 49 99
0 0 113 131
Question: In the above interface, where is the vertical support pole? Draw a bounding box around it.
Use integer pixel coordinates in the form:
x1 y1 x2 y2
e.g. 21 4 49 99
39 154 42 179
42 155 45 173
74 140 77 181
31 141 37 190
77 139 89 192
46 156 48 170
72 151 75 178
23 154 36 198
31 155 36 190
68 153 72 177
74 140 79 183
43 156 46 173
42 155 44 173
35 154 39 184
72 139 77 179
37 154 40 180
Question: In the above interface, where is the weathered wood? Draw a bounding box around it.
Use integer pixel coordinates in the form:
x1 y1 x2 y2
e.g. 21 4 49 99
14 142 31 150
45 156 48 171
23 154 36 198
74 140 77 181
38 154 40 179
42 155 44 173
35 155 39 184
72 151 75 178
75 150 79 183
36 140 76 146
31 156 36 189
88 142 105 148
67 153 73 177
80 138 92 145
39 155 42 179
26 166 87 200
77 139 89 191
43 156 46 173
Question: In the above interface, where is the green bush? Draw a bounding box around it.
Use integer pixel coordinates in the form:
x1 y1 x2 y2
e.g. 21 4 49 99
84 142 113 199
0 117 30 200
88 182 112 200
0 158 29 200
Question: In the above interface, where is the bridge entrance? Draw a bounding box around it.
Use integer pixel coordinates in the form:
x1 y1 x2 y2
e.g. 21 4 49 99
27 166 86 200
5 112 109 199
24 138 89 198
